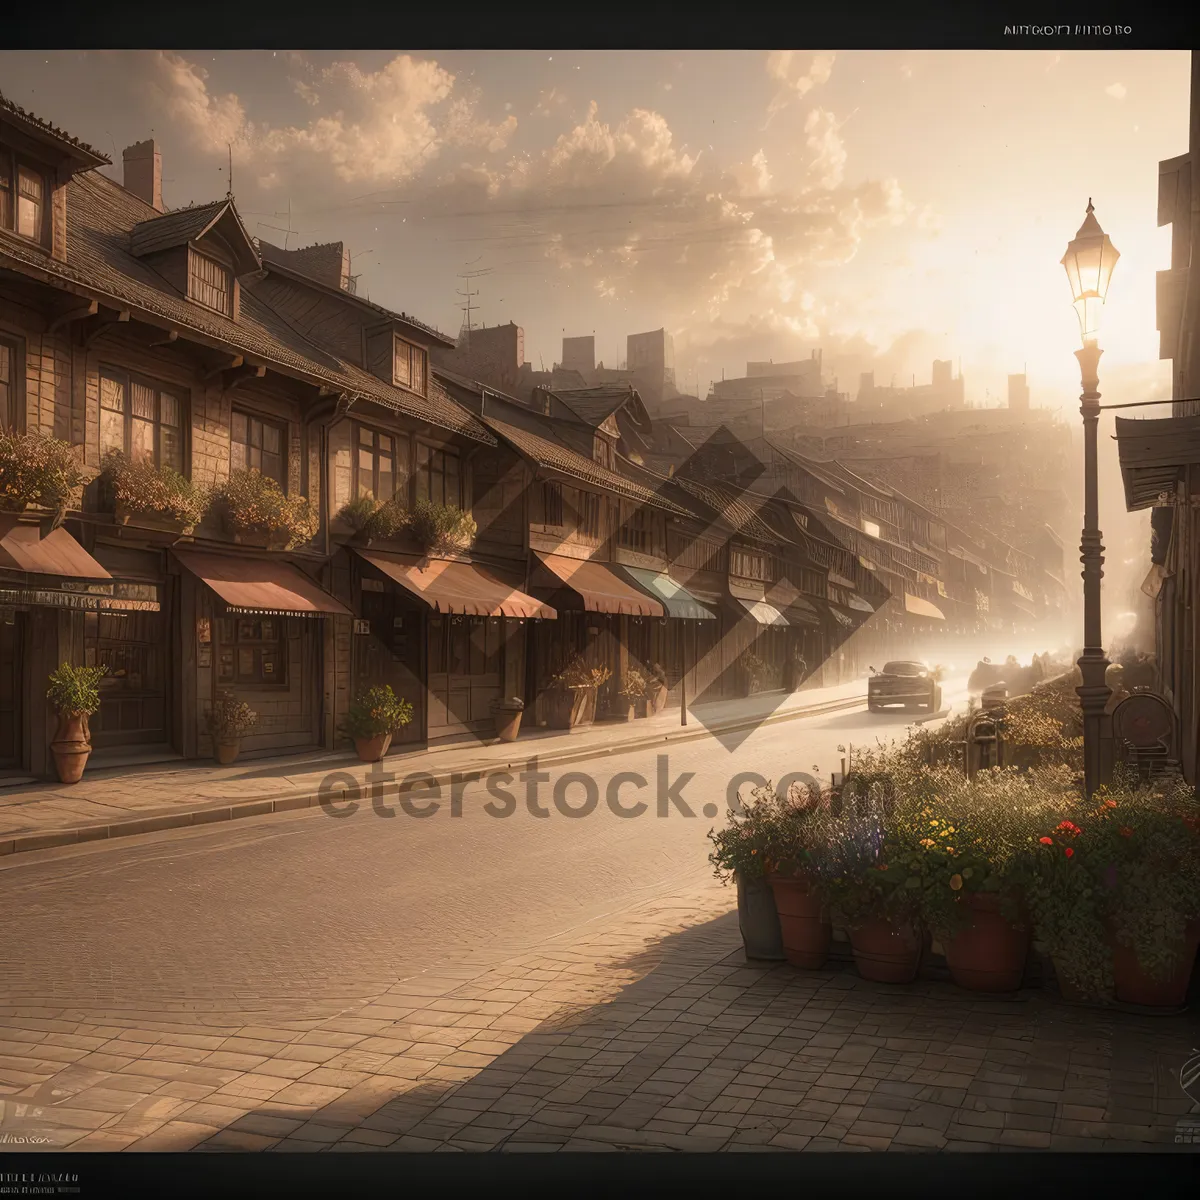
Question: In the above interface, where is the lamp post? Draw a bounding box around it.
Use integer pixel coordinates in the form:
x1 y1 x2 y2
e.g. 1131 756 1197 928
1060 199 1120 799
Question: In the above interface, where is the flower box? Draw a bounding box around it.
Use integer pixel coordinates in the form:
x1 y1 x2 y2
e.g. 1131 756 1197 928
114 502 195 536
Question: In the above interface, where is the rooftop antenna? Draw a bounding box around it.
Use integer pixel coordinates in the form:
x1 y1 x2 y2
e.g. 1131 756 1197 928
226 144 233 200
456 259 492 351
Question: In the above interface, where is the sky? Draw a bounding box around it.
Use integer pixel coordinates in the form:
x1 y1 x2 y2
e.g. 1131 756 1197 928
0 49 1188 410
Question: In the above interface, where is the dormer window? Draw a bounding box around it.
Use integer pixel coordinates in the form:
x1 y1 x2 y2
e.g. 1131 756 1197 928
0 149 47 244
189 248 233 316
393 336 427 395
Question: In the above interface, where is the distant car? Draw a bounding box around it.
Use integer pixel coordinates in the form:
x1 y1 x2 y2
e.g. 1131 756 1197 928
868 660 942 713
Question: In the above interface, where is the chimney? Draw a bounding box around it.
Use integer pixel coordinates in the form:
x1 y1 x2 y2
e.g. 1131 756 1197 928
123 140 163 212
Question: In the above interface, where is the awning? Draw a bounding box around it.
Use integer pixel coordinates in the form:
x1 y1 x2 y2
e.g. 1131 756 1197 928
904 593 946 621
781 595 822 627
174 550 351 617
0 516 111 580
356 550 555 618
846 594 875 614
619 566 715 620
729 576 788 626
533 553 663 617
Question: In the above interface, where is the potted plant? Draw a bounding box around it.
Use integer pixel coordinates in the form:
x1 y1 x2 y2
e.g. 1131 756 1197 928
709 783 791 962
545 657 610 730
0 429 88 516
1085 773 1200 1008
341 685 414 762
46 663 106 783
761 782 835 969
648 663 669 714
812 772 925 984
204 690 258 765
909 766 1042 993
100 450 208 535
615 667 647 721
406 500 477 557
739 651 768 697
212 469 319 549
335 495 408 545
491 696 524 743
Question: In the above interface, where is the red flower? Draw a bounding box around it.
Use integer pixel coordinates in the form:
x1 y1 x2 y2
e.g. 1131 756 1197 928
1120 827 1133 838
1039 837 1054 845
1064 847 1074 858
1056 820 1081 836
876 864 889 871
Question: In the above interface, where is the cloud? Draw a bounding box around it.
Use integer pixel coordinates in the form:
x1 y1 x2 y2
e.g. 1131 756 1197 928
139 51 516 189
1105 82 1127 100
534 86 567 116
766 51 835 118
421 101 912 329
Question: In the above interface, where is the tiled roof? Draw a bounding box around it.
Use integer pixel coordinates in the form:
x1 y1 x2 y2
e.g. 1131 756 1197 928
0 171 490 444
671 476 790 545
543 385 652 432
259 241 457 348
482 416 690 517
0 92 110 166
131 200 232 255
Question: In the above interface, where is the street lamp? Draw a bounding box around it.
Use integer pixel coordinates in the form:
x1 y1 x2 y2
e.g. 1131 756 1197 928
1061 199 1120 799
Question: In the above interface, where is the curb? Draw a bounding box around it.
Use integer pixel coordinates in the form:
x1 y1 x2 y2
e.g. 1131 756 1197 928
0 692 866 858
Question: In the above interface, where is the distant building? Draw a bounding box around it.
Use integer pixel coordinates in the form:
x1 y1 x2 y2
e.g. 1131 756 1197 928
431 321 527 396
626 328 677 406
1007 373 1030 412
857 360 965 418
561 335 596 378
712 352 824 404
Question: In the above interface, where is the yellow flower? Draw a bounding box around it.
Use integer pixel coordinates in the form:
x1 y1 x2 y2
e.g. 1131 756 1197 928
949 874 963 891
919 838 935 848
946 847 955 854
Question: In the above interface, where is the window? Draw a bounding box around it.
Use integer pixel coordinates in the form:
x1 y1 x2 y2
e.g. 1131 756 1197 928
216 617 287 687
538 481 563 527
0 151 46 243
593 435 615 470
189 250 233 316
578 491 602 539
99 368 184 471
730 547 767 580
617 503 651 553
394 336 428 396
354 425 405 502
416 444 460 507
862 519 881 539
231 411 285 485
0 335 19 428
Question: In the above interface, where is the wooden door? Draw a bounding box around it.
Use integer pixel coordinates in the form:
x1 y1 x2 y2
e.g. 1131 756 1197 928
354 588 424 746
428 614 503 738
0 615 22 768
85 609 169 749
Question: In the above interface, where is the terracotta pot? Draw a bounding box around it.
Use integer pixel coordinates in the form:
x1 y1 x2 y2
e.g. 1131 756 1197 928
493 708 523 743
354 732 393 762
50 712 92 785
214 740 241 766
546 688 593 730
651 684 668 713
737 871 785 961
1110 919 1200 1009
616 701 636 722
849 915 924 984
767 874 832 969
943 892 1030 993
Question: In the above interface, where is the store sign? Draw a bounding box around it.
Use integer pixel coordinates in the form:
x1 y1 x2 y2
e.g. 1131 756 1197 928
353 619 371 635
0 583 161 612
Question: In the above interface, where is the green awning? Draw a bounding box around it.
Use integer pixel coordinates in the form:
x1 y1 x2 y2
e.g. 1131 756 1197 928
620 566 717 620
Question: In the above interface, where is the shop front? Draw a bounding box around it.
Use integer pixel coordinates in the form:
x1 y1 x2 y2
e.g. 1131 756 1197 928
173 549 350 760
528 552 662 724
727 578 790 693
350 550 553 742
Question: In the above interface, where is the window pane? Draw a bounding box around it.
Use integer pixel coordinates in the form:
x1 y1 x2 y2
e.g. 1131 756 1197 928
100 374 125 413
378 454 393 501
0 159 11 229
393 338 411 388
231 411 247 444
248 445 262 472
429 616 446 673
0 342 9 386
230 441 246 472
445 455 459 506
449 621 468 673
410 349 426 395
160 425 183 473
469 620 485 675
262 423 281 455
159 391 180 429
16 167 42 240
263 451 283 484
100 408 124 457
358 425 373 449
131 382 155 421
131 417 154 463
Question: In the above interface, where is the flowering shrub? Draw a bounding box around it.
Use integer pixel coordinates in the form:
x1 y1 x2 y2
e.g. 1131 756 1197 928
204 690 258 741
340 685 414 739
407 500 476 555
618 668 648 700
213 469 318 548
551 656 611 691
101 451 208 528
336 495 408 542
708 781 831 884
0 429 87 511
47 663 106 716
740 652 769 683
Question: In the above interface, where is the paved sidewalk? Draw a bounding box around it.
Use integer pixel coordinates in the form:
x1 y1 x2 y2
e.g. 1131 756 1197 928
0 680 867 855
1 877 1195 1153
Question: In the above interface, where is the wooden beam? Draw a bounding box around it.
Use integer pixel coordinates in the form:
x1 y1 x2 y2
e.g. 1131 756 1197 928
200 355 244 383
47 299 98 335
221 363 266 393
80 308 131 349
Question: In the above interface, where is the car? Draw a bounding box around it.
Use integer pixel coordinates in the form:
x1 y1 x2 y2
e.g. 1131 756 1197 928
867 660 942 713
